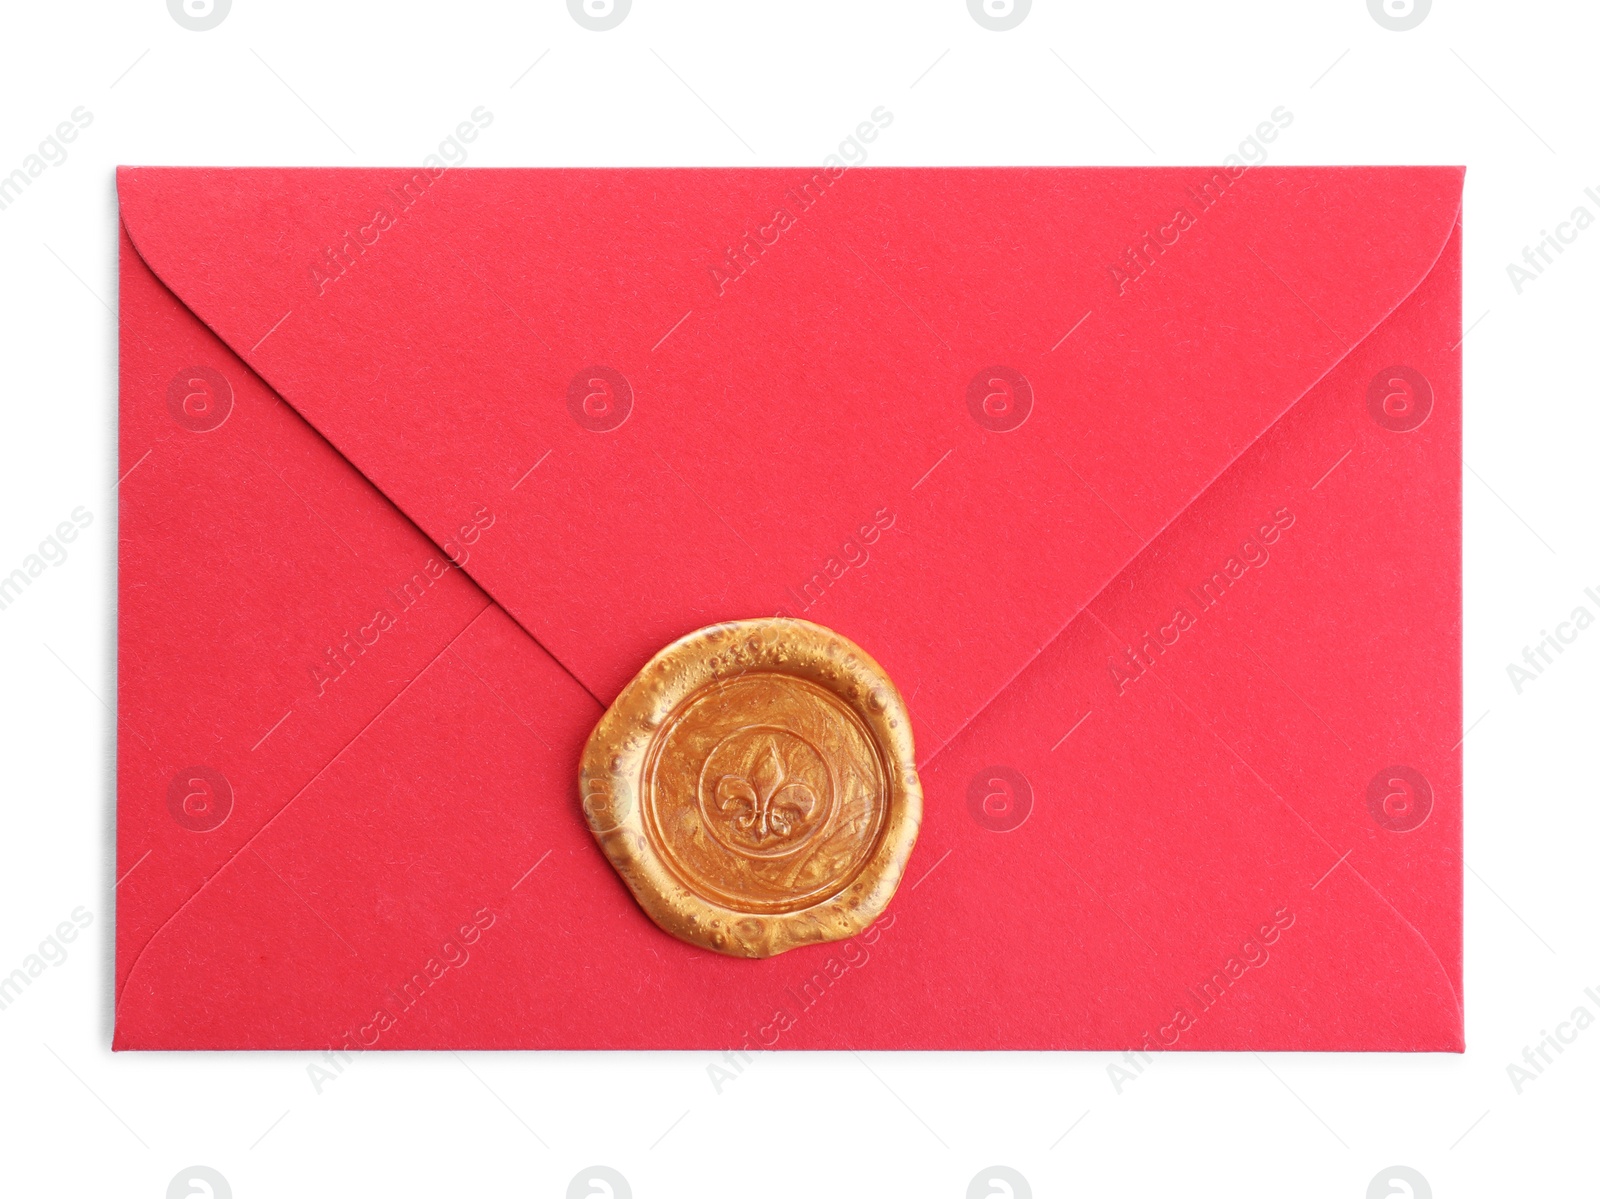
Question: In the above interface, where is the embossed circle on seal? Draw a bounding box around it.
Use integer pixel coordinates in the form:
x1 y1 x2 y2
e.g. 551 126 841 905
579 618 921 958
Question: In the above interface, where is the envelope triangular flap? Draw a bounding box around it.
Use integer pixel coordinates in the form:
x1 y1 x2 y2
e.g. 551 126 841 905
117 166 1462 759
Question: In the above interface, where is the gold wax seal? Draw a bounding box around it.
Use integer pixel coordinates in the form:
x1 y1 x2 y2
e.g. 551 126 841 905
579 618 920 958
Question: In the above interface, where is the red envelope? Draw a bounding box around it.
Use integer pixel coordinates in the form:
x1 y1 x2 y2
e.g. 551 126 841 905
115 165 1463 1051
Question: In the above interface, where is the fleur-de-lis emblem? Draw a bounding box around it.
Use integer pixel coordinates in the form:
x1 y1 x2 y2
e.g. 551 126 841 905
714 738 818 846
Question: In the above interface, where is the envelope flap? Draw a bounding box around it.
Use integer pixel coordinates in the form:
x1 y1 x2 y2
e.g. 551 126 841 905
117 165 1462 758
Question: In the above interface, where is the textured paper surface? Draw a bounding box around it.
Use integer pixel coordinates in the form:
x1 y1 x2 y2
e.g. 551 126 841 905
115 166 1463 1050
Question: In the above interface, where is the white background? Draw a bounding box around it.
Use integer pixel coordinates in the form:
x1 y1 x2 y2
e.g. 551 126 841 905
0 1 1594 1196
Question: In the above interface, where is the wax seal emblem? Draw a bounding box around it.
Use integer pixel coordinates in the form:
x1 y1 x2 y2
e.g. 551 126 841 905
580 618 921 958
